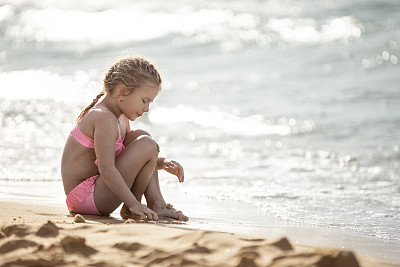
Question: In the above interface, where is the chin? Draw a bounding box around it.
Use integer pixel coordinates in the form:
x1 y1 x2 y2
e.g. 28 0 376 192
128 114 138 121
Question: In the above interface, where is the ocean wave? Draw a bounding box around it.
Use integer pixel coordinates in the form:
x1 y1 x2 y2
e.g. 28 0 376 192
1 0 364 53
0 69 99 102
149 105 315 136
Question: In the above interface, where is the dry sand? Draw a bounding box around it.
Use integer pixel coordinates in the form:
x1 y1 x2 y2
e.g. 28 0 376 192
0 201 398 267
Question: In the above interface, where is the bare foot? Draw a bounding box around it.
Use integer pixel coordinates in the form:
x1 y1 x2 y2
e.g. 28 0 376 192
153 203 189 221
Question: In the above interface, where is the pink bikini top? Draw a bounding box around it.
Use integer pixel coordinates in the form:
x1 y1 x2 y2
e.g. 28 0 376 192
70 106 127 163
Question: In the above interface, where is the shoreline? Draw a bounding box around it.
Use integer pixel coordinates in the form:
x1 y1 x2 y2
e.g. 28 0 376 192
1 180 399 266
1 201 399 267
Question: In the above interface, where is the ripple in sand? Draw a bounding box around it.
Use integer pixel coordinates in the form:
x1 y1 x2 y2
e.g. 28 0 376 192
4 257 65 267
268 237 293 251
270 251 360 267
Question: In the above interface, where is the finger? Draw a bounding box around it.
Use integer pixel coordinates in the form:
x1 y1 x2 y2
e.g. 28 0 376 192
178 168 184 182
143 210 153 221
165 161 174 169
153 212 159 221
150 211 159 221
174 162 183 176
144 210 158 221
134 211 146 219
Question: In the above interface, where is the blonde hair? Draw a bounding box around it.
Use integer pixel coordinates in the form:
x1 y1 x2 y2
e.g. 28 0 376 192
77 56 162 121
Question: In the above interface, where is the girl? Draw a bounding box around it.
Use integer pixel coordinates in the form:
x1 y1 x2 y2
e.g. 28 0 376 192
61 56 188 221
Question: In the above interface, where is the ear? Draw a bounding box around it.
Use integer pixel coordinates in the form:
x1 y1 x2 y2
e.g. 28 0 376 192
117 84 127 97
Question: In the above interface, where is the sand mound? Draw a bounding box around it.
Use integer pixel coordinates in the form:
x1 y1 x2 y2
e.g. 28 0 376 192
73 214 86 223
35 221 59 237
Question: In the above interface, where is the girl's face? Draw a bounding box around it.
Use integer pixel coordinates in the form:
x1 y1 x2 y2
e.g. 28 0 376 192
120 83 159 121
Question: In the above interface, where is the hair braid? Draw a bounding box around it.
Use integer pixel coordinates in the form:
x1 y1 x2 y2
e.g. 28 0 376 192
76 91 105 121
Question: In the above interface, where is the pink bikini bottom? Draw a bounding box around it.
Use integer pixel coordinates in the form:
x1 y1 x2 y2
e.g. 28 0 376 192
66 175 101 216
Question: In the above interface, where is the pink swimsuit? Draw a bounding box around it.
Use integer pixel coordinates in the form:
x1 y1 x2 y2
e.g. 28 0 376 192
66 106 126 215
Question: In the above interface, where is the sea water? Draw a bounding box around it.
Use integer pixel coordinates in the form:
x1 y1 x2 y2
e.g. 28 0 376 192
0 0 399 244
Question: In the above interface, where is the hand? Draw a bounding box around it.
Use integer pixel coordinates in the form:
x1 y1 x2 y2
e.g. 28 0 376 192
163 159 184 183
128 202 159 221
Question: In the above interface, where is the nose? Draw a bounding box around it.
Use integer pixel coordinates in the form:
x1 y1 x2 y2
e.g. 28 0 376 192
143 103 150 112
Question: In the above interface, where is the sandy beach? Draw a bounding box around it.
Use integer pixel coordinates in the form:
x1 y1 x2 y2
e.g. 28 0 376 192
0 201 398 267
1 0 400 266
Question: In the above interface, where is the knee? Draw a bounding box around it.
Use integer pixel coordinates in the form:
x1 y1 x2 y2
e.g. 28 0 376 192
124 129 152 146
136 135 160 155
131 129 151 138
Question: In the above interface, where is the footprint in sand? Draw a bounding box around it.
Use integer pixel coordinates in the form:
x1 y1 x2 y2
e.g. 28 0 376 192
0 239 38 254
113 242 143 251
60 236 97 256
2 224 31 237
184 242 211 254
237 256 258 267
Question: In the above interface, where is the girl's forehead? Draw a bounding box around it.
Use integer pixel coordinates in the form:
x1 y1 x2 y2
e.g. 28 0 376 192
136 84 159 98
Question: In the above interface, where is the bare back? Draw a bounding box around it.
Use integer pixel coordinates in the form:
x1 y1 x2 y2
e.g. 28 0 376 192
61 109 127 195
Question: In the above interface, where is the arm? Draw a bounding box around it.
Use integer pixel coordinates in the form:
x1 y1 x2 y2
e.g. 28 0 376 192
94 115 137 207
94 113 157 220
120 117 181 181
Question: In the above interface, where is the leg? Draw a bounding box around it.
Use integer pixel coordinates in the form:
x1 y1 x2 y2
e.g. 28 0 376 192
122 130 162 205
145 170 188 221
93 135 159 215
121 168 188 221
120 130 188 220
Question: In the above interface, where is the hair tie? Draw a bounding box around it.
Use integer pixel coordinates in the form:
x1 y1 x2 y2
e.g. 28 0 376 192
93 98 98 104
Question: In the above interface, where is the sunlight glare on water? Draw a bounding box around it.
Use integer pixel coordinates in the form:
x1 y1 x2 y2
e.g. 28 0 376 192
0 0 399 244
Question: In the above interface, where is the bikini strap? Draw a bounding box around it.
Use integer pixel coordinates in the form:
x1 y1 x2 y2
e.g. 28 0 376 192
92 105 107 110
117 117 122 137
121 116 128 132
87 105 124 138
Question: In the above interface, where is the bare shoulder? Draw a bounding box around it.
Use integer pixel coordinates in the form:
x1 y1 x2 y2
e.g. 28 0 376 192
91 110 119 133
78 108 119 139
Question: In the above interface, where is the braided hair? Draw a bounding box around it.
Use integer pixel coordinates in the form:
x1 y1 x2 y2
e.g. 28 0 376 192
77 56 162 121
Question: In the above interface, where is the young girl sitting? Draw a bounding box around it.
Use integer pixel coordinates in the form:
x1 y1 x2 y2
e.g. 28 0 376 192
61 56 188 221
